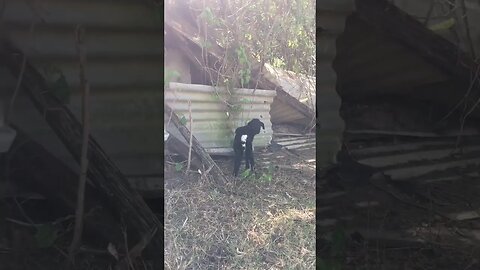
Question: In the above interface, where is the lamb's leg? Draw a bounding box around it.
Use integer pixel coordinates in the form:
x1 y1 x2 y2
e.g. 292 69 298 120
245 140 254 171
233 146 243 176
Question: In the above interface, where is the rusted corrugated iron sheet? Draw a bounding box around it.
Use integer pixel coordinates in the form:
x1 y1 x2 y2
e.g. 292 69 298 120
165 82 275 155
0 0 162 175
316 1 355 165
347 135 480 182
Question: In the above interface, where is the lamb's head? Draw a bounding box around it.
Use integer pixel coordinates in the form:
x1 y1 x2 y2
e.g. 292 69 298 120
247 118 265 134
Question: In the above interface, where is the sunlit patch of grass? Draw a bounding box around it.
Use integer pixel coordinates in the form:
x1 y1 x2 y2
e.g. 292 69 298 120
164 163 316 269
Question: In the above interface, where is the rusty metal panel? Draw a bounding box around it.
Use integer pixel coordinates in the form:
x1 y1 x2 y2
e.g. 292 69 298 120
0 0 162 175
165 82 276 155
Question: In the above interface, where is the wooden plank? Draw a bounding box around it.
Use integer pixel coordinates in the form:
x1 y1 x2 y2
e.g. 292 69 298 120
349 141 455 157
383 158 480 180
346 129 480 137
357 146 480 168
448 210 480 221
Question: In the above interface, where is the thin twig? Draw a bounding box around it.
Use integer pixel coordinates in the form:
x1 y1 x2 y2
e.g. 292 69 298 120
6 22 36 124
116 226 158 270
12 197 35 225
186 99 193 173
439 64 480 122
122 225 134 270
424 0 436 26
68 24 90 266
459 0 476 59
5 217 38 227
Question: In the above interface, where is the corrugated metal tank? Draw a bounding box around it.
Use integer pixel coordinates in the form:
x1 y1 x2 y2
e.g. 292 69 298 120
0 0 162 175
317 0 355 165
165 82 275 155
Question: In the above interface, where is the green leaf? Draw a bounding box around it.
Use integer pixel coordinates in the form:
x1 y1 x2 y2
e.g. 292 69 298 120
260 173 272 182
180 115 188 125
165 68 180 87
175 163 183 172
241 169 251 179
200 7 215 24
429 18 456 31
35 224 58 248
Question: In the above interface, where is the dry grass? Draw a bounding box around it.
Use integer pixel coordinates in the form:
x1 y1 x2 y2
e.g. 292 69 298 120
164 156 316 269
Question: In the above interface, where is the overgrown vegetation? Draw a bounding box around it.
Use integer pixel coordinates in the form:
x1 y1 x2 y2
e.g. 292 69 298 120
197 0 315 80
192 0 315 137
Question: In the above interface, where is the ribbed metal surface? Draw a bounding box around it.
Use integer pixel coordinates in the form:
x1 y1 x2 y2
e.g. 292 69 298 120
165 82 275 155
0 0 162 175
317 1 355 165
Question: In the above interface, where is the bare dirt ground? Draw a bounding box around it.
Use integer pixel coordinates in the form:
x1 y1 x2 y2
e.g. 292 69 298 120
164 146 316 269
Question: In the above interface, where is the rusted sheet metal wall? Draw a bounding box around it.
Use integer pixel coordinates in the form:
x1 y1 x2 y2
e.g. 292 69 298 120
165 82 275 155
0 0 162 175
317 0 355 165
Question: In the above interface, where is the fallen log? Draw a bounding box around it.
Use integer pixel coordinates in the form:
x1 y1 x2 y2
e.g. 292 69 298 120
0 38 162 262
165 104 228 184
